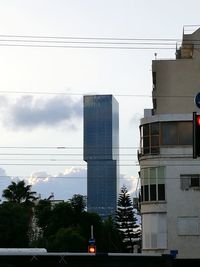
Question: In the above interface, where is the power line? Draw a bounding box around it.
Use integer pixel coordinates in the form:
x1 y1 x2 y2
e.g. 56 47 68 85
0 175 198 180
0 163 199 166
1 34 200 50
0 146 139 149
0 90 196 98
0 34 181 41
0 39 178 46
0 43 176 50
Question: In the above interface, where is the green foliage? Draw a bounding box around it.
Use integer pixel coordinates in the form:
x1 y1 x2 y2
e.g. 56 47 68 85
116 185 141 252
99 217 125 252
34 199 52 230
0 185 132 252
0 202 30 247
47 227 87 252
2 180 37 206
69 194 86 214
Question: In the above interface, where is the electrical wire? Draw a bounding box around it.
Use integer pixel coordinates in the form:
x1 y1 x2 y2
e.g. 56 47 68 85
0 34 181 41
0 34 200 50
0 34 181 49
0 90 195 98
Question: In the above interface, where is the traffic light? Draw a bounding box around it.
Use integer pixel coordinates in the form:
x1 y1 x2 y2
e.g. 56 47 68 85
88 237 96 254
193 112 200 158
88 244 96 253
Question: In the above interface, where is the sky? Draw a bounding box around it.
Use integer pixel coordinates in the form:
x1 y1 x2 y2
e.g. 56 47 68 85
0 0 200 201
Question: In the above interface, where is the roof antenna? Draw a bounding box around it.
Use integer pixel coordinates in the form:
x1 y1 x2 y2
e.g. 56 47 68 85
154 53 157 60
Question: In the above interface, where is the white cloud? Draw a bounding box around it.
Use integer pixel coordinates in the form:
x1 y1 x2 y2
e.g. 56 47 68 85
27 167 87 200
120 173 139 198
0 167 11 200
0 95 82 131
27 171 51 185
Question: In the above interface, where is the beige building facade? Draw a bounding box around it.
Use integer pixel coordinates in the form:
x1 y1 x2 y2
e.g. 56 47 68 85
139 27 200 258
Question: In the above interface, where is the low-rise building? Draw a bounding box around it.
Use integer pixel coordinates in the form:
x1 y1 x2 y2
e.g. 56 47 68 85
139 26 200 258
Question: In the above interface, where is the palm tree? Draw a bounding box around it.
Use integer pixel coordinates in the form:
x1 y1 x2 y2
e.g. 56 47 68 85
2 180 37 205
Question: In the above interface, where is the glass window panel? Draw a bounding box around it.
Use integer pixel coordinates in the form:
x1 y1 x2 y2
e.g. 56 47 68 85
143 124 149 136
150 122 159 135
158 184 165 200
150 185 156 201
151 135 159 146
141 186 144 202
150 168 156 184
143 136 150 148
191 176 200 187
161 122 177 145
144 169 149 185
158 167 165 184
178 122 192 145
144 185 149 201
144 147 150 154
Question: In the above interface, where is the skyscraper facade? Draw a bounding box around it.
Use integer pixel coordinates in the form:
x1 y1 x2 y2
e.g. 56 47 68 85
83 95 119 218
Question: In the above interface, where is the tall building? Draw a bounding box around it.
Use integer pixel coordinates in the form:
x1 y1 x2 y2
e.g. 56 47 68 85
139 27 200 258
83 95 119 218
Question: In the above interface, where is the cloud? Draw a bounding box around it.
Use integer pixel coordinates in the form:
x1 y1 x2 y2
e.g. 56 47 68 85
25 169 139 201
120 173 139 197
0 167 12 200
27 167 87 200
1 95 82 130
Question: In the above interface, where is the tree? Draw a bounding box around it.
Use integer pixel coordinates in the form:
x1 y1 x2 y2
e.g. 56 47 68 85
99 216 125 252
2 180 37 206
115 185 141 252
69 194 86 214
0 202 30 247
34 199 52 231
47 227 87 252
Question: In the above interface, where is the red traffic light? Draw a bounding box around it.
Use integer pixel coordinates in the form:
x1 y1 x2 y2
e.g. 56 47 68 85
88 245 96 253
197 116 200 126
193 112 200 158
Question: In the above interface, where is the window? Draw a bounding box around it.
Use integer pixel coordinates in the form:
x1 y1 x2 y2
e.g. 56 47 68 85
140 122 159 155
140 121 192 156
161 122 177 145
180 174 200 190
143 213 167 249
161 121 192 146
140 167 165 202
177 217 199 236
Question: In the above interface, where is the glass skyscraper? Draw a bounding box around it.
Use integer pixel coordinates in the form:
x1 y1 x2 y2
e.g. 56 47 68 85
83 95 119 218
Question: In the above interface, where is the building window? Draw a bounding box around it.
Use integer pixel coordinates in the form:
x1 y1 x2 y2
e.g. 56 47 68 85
140 167 165 202
140 122 159 155
140 121 192 156
143 213 167 249
180 174 200 190
177 217 199 236
161 121 192 146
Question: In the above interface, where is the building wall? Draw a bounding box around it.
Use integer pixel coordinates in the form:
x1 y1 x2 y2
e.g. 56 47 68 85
139 28 200 258
152 57 200 115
